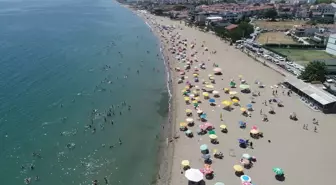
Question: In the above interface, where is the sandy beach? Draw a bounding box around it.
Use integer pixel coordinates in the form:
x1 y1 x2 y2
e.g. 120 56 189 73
130 7 336 185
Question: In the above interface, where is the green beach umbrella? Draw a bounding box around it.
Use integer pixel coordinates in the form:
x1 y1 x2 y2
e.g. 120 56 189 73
273 167 284 175
239 84 250 89
200 144 208 151
230 81 236 87
208 130 216 135
193 103 199 107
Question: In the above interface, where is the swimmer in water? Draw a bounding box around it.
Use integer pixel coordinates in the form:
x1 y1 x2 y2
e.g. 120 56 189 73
119 138 122 145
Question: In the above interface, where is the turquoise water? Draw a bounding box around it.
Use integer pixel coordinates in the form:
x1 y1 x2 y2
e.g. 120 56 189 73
0 0 168 184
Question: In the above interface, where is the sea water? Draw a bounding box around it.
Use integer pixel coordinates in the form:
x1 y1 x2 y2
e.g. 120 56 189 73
0 0 168 184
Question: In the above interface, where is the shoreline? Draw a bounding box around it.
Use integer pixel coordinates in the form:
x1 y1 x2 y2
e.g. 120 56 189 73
119 4 178 185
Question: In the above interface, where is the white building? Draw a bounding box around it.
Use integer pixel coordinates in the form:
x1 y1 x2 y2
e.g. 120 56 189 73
326 34 336 55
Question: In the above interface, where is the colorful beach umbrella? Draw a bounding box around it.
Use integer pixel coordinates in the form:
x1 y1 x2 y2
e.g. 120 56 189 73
233 165 243 172
185 130 192 134
209 134 218 139
250 129 259 134
181 160 190 166
185 168 204 182
240 84 250 89
180 122 187 127
273 167 284 175
229 91 237 95
209 98 216 103
220 124 227 129
242 153 251 159
200 144 208 151
222 100 232 106
240 175 252 182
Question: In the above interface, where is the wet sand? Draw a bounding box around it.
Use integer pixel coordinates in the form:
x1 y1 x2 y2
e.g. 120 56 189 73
129 8 336 185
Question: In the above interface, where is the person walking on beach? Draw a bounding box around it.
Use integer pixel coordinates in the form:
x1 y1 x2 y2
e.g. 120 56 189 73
314 126 317 133
260 109 262 115
250 141 254 149
220 113 223 121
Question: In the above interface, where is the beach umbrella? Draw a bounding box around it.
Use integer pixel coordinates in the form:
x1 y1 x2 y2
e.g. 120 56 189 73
180 122 187 127
208 130 216 135
186 109 192 113
197 109 203 114
229 91 237 95
209 134 217 139
239 121 246 127
203 92 209 96
189 94 195 98
250 129 259 134
233 165 244 172
186 118 194 123
273 167 284 175
222 100 232 107
193 73 199 77
242 182 252 185
209 76 215 80
209 98 216 103
193 103 199 107
220 124 227 129
184 97 190 101
200 114 207 119
230 81 236 87
205 122 213 128
212 90 219 95
200 144 208 151
242 153 251 159
213 67 222 73
240 175 252 182
238 139 246 144
201 167 213 174
240 84 250 89
205 85 214 89
214 183 225 185
199 124 206 130
224 88 230 92
246 104 252 108
202 153 211 160
185 130 192 134
238 75 243 78
232 99 239 103
181 160 190 166
185 168 204 182
240 107 247 112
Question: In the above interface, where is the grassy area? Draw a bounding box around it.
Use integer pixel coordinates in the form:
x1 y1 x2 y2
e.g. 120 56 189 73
272 48 336 65
257 32 297 44
254 20 306 30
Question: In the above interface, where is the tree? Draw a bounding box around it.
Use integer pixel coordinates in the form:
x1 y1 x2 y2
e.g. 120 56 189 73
264 9 278 20
299 61 327 82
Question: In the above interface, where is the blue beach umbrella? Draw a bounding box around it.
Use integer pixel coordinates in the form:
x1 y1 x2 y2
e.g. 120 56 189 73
240 175 252 182
238 139 246 144
209 98 216 103
202 153 211 159
246 104 252 108
200 144 208 151
239 121 246 127
200 114 207 119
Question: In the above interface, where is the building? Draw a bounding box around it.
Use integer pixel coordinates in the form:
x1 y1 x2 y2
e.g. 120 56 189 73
326 34 336 55
291 25 319 37
284 76 336 113
310 3 336 23
296 6 310 18
276 4 295 17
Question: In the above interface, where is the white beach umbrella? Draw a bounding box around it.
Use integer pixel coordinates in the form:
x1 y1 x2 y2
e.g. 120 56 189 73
185 168 204 182
186 118 194 123
213 90 219 95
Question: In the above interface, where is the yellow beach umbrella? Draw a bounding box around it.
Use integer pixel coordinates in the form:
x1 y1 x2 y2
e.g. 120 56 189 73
181 89 187 93
185 86 190 90
232 99 239 103
229 91 238 95
192 100 198 104
185 109 192 113
220 124 227 129
222 100 232 106
181 160 190 166
184 97 190 101
209 76 215 80
250 129 259 134
193 73 198 77
212 149 218 155
205 85 214 89
240 107 247 112
180 122 187 127
203 92 209 96
238 75 243 78
233 165 244 172
209 134 218 139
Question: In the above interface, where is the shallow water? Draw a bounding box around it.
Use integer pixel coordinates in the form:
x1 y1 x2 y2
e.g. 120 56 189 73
0 0 168 184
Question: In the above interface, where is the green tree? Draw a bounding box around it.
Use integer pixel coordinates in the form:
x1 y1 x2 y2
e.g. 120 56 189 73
299 61 327 82
264 9 278 20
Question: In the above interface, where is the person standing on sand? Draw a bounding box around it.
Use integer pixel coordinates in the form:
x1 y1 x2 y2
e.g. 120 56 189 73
220 113 223 121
